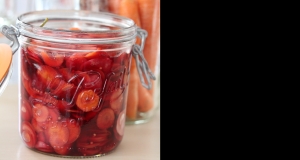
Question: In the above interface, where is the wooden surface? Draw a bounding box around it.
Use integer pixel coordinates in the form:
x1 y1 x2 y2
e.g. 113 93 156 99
0 84 160 160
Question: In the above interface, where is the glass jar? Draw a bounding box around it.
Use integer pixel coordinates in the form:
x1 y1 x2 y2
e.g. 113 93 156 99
0 10 154 157
33 0 108 12
0 44 13 96
106 0 160 125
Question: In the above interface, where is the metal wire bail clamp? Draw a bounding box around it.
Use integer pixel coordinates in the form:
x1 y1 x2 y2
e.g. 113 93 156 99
1 25 20 55
132 27 156 90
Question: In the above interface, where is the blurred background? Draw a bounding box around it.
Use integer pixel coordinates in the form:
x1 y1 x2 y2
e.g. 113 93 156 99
0 0 108 84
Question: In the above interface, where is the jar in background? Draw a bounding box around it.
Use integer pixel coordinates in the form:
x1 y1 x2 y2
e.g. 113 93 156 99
33 0 108 12
0 44 13 96
1 10 153 157
107 0 160 124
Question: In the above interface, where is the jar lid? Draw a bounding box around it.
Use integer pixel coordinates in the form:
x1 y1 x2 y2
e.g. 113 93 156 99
0 43 12 94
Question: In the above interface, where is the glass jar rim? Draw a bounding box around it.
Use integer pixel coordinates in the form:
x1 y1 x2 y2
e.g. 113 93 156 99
15 10 138 44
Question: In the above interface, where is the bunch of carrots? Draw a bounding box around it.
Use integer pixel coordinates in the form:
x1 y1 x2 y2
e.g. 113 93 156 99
107 0 160 120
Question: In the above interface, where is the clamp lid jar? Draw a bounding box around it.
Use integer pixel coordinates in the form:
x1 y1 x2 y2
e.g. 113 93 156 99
1 10 155 158
0 44 13 96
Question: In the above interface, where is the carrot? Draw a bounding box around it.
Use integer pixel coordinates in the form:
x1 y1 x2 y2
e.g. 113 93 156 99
107 0 121 14
126 60 139 119
69 27 81 31
137 81 154 112
137 0 160 75
137 0 160 97
119 0 142 45
0 44 12 82
117 0 142 118
113 0 160 114
119 0 141 27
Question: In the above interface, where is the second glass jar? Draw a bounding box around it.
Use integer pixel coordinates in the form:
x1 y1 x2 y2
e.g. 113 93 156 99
106 0 161 125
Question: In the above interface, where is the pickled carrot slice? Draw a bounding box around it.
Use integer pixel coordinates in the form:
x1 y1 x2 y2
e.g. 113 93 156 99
36 132 47 143
40 50 64 67
89 131 110 143
49 78 75 98
80 57 112 74
77 147 101 156
77 129 110 145
59 68 75 82
102 139 119 153
96 108 115 129
84 71 104 90
21 121 37 148
110 88 124 114
76 128 110 155
31 118 44 133
65 118 81 143
70 27 81 31
26 46 44 64
21 99 33 121
56 100 75 114
47 121 69 147
76 90 100 112
47 108 61 122
32 103 49 122
35 64 59 86
53 144 72 155
35 141 54 153
65 53 87 70
84 48 106 60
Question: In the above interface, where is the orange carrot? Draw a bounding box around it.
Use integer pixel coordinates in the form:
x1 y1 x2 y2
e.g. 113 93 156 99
137 0 160 76
137 0 160 97
119 0 141 27
0 44 12 82
69 27 81 31
126 61 139 119
117 0 143 118
119 0 142 45
107 0 121 14
137 81 154 112
114 0 160 114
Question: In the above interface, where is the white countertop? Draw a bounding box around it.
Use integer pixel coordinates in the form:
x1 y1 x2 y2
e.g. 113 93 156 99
0 84 160 160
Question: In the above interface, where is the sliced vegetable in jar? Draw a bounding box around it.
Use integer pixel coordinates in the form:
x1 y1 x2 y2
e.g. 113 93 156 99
76 90 100 112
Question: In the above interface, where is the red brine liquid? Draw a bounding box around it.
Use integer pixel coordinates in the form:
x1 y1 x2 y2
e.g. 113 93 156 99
19 38 131 156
